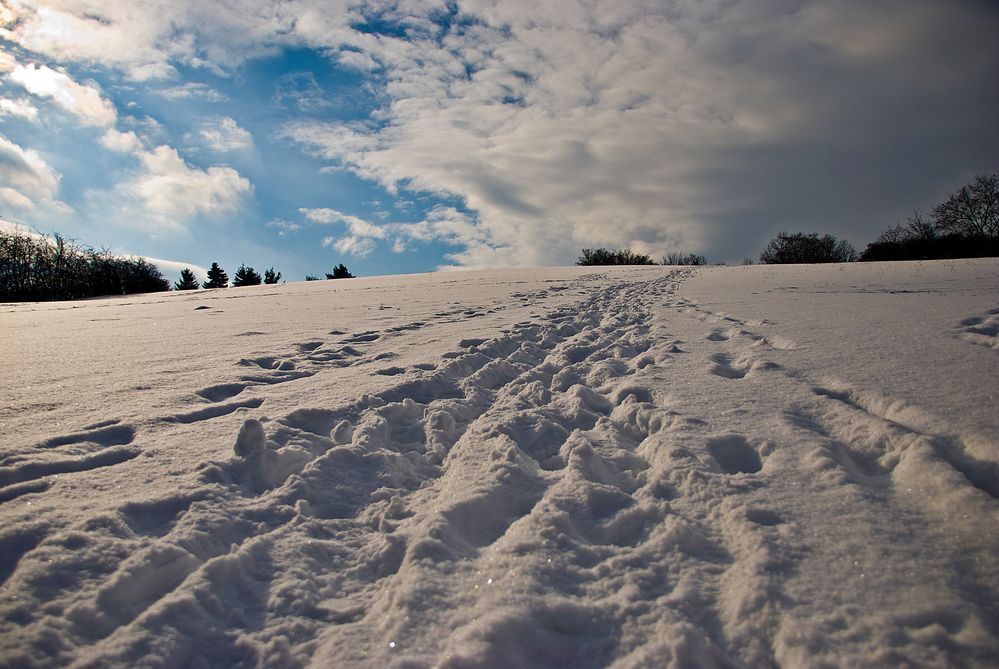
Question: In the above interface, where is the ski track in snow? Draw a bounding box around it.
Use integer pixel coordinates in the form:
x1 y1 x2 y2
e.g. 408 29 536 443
1 268 998 668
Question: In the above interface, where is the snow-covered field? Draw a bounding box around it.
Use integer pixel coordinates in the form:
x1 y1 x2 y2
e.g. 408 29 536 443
2 260 998 668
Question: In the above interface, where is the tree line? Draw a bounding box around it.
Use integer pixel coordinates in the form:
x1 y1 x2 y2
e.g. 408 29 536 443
577 173 998 266
173 262 354 290
760 174 998 264
0 228 170 301
0 225 358 301
176 262 355 289
174 262 283 290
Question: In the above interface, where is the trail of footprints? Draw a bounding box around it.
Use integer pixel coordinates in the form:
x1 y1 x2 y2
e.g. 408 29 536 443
0 272 718 665
0 279 585 525
2 270 996 667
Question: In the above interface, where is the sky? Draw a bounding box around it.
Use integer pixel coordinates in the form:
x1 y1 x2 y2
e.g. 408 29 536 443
1 0 997 281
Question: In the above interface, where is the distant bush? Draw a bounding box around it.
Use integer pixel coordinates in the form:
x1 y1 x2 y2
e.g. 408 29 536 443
174 268 200 290
861 231 999 261
662 250 707 266
232 264 262 287
0 228 169 301
326 263 355 279
263 267 282 284
305 275 321 281
759 232 857 264
203 262 229 289
577 248 656 266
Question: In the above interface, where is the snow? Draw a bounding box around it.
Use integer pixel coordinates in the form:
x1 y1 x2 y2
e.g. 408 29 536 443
1 260 997 668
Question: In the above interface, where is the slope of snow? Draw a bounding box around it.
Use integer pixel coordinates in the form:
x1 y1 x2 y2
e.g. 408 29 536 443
1 261 997 668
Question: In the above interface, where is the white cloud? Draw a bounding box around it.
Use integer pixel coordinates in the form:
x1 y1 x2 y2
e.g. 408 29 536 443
126 145 253 220
336 50 379 72
8 63 116 126
100 128 143 154
0 133 61 207
0 1 267 80
0 97 39 121
199 117 254 152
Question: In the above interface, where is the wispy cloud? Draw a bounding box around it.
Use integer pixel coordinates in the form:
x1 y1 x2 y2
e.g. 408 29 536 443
299 207 386 237
323 234 376 257
199 117 254 152
0 133 62 210
0 97 39 121
155 82 227 102
297 204 485 261
266 218 301 236
144 257 208 282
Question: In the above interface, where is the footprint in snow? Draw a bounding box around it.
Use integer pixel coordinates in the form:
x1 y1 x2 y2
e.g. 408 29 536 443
706 434 762 475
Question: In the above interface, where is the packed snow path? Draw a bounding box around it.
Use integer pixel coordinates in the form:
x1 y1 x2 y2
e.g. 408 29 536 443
1 264 997 668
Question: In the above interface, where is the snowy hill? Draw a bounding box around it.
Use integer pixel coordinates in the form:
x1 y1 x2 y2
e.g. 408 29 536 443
1 261 997 668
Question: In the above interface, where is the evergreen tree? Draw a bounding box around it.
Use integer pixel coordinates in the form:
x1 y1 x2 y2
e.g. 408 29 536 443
203 262 229 288
326 263 355 279
174 268 200 290
232 264 262 286
263 267 282 284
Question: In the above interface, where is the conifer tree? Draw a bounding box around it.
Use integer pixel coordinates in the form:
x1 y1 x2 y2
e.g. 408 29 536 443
263 267 282 284
174 267 200 290
232 264 262 286
203 262 229 288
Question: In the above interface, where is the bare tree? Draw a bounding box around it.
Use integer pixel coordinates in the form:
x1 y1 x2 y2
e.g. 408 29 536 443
662 250 707 265
931 174 999 239
760 232 857 264
577 248 655 265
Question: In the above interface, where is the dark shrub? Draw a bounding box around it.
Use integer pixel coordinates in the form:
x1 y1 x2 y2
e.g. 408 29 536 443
326 264 355 279
577 248 655 266
759 232 857 264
